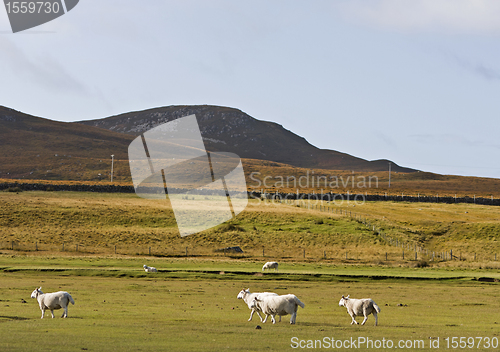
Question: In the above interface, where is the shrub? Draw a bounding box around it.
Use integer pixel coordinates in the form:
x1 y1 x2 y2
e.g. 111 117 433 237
413 260 430 268
4 187 22 192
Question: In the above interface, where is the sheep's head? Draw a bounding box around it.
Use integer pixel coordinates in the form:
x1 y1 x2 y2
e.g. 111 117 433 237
237 288 249 299
250 297 262 310
339 295 349 307
30 287 43 299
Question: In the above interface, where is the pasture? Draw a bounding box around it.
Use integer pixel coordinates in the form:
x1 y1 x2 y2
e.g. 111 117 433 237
1 190 499 265
0 257 499 352
0 190 499 351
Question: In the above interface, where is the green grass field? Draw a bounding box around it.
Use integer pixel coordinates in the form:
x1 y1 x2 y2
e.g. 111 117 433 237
0 257 499 352
1 191 499 265
0 190 499 351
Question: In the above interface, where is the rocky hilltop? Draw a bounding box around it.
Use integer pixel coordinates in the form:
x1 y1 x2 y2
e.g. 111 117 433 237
77 105 415 172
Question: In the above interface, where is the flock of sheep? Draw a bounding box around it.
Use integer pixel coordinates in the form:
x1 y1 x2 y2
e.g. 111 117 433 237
29 261 381 326
237 287 380 326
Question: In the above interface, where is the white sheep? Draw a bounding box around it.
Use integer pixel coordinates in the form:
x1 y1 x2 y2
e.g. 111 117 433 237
30 287 75 319
251 294 305 324
237 288 278 322
143 264 157 272
262 261 278 272
339 295 381 326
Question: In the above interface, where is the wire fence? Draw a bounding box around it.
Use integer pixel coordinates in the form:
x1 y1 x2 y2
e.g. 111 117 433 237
275 197 499 264
1 239 498 265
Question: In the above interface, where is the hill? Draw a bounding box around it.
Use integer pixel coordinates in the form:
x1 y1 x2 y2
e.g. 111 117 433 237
76 105 415 173
2 104 500 197
0 106 133 180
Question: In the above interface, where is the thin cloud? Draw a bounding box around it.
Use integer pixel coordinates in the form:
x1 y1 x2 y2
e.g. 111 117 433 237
410 133 499 149
337 0 500 35
0 36 88 95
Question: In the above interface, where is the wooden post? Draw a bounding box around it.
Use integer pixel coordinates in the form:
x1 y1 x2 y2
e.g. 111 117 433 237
62 243 64 251
11 241 14 250
149 247 151 256
76 244 78 252
35 242 38 251
303 249 305 258
402 249 404 260
324 251 326 259
185 247 188 257
415 252 417 260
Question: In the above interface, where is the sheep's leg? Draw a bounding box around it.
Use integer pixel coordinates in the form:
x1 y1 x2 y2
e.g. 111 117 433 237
256 310 264 322
290 312 296 324
62 306 68 318
271 314 276 324
350 314 358 325
248 309 255 321
262 314 269 323
40 308 45 319
361 315 368 325
373 312 378 326
50 310 55 318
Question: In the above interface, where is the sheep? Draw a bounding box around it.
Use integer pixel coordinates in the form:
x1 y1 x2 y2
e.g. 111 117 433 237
143 264 157 272
30 287 75 319
338 295 381 326
237 288 278 322
250 294 305 324
262 261 278 272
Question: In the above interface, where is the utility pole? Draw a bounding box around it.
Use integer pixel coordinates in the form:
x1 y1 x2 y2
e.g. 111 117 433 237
111 154 114 182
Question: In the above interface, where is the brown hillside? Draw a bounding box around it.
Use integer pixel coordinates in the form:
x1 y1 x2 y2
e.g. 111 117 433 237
76 105 416 173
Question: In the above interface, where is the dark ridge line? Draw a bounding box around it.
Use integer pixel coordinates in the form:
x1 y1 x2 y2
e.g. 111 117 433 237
1 267 483 281
1 182 499 206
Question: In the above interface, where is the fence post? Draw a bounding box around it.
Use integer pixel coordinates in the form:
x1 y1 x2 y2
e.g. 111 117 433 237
76 244 78 252
149 247 151 256
35 241 38 251
324 251 326 259
11 241 14 250
303 249 305 258
62 243 64 251
402 249 404 260
186 247 188 257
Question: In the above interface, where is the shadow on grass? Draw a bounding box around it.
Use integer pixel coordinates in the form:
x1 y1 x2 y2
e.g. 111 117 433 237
0 315 30 321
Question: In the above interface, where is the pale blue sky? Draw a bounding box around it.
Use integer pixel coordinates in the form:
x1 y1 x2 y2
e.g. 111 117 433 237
1 1 499 178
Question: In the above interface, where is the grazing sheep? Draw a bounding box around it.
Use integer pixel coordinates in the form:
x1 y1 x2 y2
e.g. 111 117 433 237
339 295 381 326
251 294 305 324
30 287 74 319
143 264 157 272
262 261 278 272
237 288 278 322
